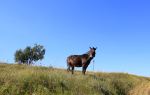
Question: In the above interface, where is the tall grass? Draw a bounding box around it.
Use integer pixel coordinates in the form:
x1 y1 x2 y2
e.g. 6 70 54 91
0 63 149 95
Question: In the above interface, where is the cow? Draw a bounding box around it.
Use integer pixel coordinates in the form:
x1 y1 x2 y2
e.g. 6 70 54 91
67 47 97 75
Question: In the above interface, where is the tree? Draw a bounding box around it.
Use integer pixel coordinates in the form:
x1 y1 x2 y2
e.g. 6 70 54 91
15 49 25 63
14 44 46 65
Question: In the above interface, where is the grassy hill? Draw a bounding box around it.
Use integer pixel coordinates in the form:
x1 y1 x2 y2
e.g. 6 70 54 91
0 63 150 95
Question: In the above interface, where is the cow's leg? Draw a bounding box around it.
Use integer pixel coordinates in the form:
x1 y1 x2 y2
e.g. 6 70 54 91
67 65 71 72
82 66 87 75
71 66 74 74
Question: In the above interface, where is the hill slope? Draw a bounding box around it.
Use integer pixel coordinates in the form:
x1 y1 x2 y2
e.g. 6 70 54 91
0 63 149 95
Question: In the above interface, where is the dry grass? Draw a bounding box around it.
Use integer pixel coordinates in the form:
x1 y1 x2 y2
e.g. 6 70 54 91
0 63 149 95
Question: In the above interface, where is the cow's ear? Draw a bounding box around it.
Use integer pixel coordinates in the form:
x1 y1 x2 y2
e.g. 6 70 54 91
93 47 97 50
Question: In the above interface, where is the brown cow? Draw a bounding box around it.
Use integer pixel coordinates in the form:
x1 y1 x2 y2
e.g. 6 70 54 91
67 47 97 75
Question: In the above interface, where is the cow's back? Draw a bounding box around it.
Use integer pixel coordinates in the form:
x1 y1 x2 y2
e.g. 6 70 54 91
67 55 82 67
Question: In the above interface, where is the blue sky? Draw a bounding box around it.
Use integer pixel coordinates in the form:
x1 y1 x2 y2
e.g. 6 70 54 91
0 0 150 76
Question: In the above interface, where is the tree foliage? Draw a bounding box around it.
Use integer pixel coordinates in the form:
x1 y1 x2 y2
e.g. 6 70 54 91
14 44 45 64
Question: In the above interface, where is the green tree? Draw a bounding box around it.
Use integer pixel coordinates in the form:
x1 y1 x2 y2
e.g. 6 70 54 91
14 44 46 65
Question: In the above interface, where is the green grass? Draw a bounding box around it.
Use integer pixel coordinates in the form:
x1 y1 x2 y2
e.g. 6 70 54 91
0 63 149 95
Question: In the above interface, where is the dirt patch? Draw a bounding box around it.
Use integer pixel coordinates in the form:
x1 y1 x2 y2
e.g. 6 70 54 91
129 82 150 95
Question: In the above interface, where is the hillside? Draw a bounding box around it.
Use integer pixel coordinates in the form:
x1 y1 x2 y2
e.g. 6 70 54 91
0 63 150 95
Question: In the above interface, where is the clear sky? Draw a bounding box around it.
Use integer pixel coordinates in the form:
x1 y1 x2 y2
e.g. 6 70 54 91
0 0 150 76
